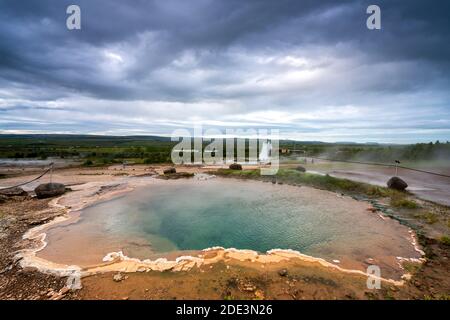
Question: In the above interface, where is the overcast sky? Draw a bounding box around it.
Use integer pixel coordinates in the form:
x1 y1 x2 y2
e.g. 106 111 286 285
0 0 449 143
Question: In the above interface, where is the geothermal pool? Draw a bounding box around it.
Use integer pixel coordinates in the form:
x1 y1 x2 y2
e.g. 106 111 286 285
39 178 421 276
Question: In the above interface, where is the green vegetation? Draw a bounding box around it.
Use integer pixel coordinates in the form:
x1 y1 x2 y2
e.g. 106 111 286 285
1 135 449 167
414 212 439 224
390 196 419 209
82 159 94 166
440 236 450 246
402 262 422 274
214 168 398 198
383 291 396 300
424 294 450 300
283 140 450 162
0 134 175 165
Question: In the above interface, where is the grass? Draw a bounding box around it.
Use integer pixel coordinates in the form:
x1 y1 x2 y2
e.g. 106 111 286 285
424 294 450 300
402 262 422 274
82 159 94 166
390 195 419 209
214 168 401 199
439 236 450 246
414 212 439 224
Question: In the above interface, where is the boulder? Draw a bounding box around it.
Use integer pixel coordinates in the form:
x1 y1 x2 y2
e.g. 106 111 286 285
163 167 176 175
0 187 28 197
229 163 242 170
34 183 66 199
387 177 408 191
295 166 306 172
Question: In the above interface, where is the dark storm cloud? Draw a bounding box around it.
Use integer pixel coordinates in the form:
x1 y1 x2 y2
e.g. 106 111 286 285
0 0 449 142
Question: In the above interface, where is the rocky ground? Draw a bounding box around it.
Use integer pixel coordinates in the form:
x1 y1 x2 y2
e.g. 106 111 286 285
0 165 449 300
0 195 70 300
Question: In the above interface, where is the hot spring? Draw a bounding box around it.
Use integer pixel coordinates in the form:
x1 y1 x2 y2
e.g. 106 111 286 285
38 177 421 277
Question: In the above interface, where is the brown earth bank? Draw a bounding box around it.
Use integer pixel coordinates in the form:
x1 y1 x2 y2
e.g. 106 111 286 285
0 164 449 300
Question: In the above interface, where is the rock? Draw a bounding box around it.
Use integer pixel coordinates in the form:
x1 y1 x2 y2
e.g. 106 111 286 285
387 176 408 191
0 195 7 203
157 172 194 180
20 267 38 273
50 292 63 300
0 187 27 197
278 269 288 277
295 166 306 172
242 285 256 292
59 287 70 295
229 163 242 170
163 167 176 175
113 273 125 282
46 290 55 297
34 183 66 199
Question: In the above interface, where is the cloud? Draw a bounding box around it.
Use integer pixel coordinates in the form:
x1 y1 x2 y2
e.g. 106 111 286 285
0 0 449 142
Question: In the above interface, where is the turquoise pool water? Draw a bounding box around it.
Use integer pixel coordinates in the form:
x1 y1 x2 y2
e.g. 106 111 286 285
41 178 419 272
